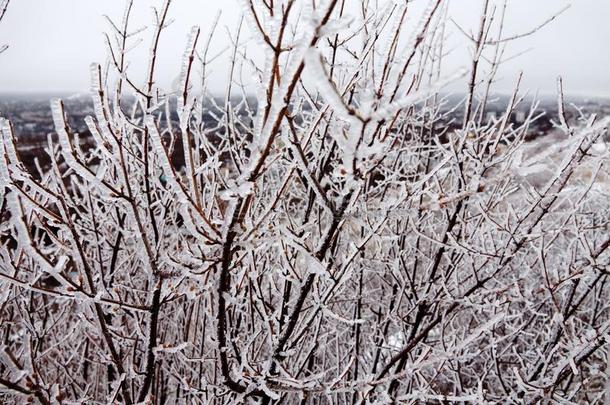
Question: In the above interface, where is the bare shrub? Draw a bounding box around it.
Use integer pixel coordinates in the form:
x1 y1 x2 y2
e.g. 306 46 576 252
0 0 608 403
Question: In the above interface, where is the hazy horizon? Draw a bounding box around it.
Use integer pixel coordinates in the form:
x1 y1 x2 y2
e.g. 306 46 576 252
0 0 609 97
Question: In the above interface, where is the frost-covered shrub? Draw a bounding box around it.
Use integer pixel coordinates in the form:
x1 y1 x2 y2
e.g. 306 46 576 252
0 0 609 404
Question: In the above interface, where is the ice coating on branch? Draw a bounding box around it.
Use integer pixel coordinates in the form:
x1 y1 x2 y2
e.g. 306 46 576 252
551 322 609 383
322 305 364 325
305 51 466 179
0 118 24 183
370 68 468 122
287 138 335 215
90 62 103 96
219 179 254 201
591 141 607 154
0 119 12 184
375 2 407 84
51 100 77 152
178 101 198 204
532 116 610 193
147 116 183 192
282 228 328 277
178 26 200 107
305 48 374 176
6 189 61 278
90 63 120 149
84 115 114 161
305 255 328 276
51 98 115 195
305 48 361 127
179 204 212 244
146 116 218 242
318 15 354 37
383 0 442 94
245 7 320 179
0 123 57 216
238 0 271 47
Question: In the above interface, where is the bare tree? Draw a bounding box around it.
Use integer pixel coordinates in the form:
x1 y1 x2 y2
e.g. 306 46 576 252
0 0 608 403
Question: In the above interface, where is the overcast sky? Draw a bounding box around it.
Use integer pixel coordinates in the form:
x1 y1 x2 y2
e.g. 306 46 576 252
0 0 609 97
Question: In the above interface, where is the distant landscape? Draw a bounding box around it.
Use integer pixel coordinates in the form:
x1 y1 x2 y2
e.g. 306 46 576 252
2 92 609 175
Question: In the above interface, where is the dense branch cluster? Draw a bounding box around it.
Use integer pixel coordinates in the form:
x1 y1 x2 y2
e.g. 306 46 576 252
0 0 609 403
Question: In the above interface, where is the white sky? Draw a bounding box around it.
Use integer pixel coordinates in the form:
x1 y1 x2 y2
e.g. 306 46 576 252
0 0 608 97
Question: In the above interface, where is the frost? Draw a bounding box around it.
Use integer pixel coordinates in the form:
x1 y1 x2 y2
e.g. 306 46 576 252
591 141 607 154
219 179 254 200
178 26 200 106
370 68 468 122
322 305 364 325
52 98 116 196
238 0 273 47
318 15 354 37
306 255 327 276
305 48 361 127
0 2 608 402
